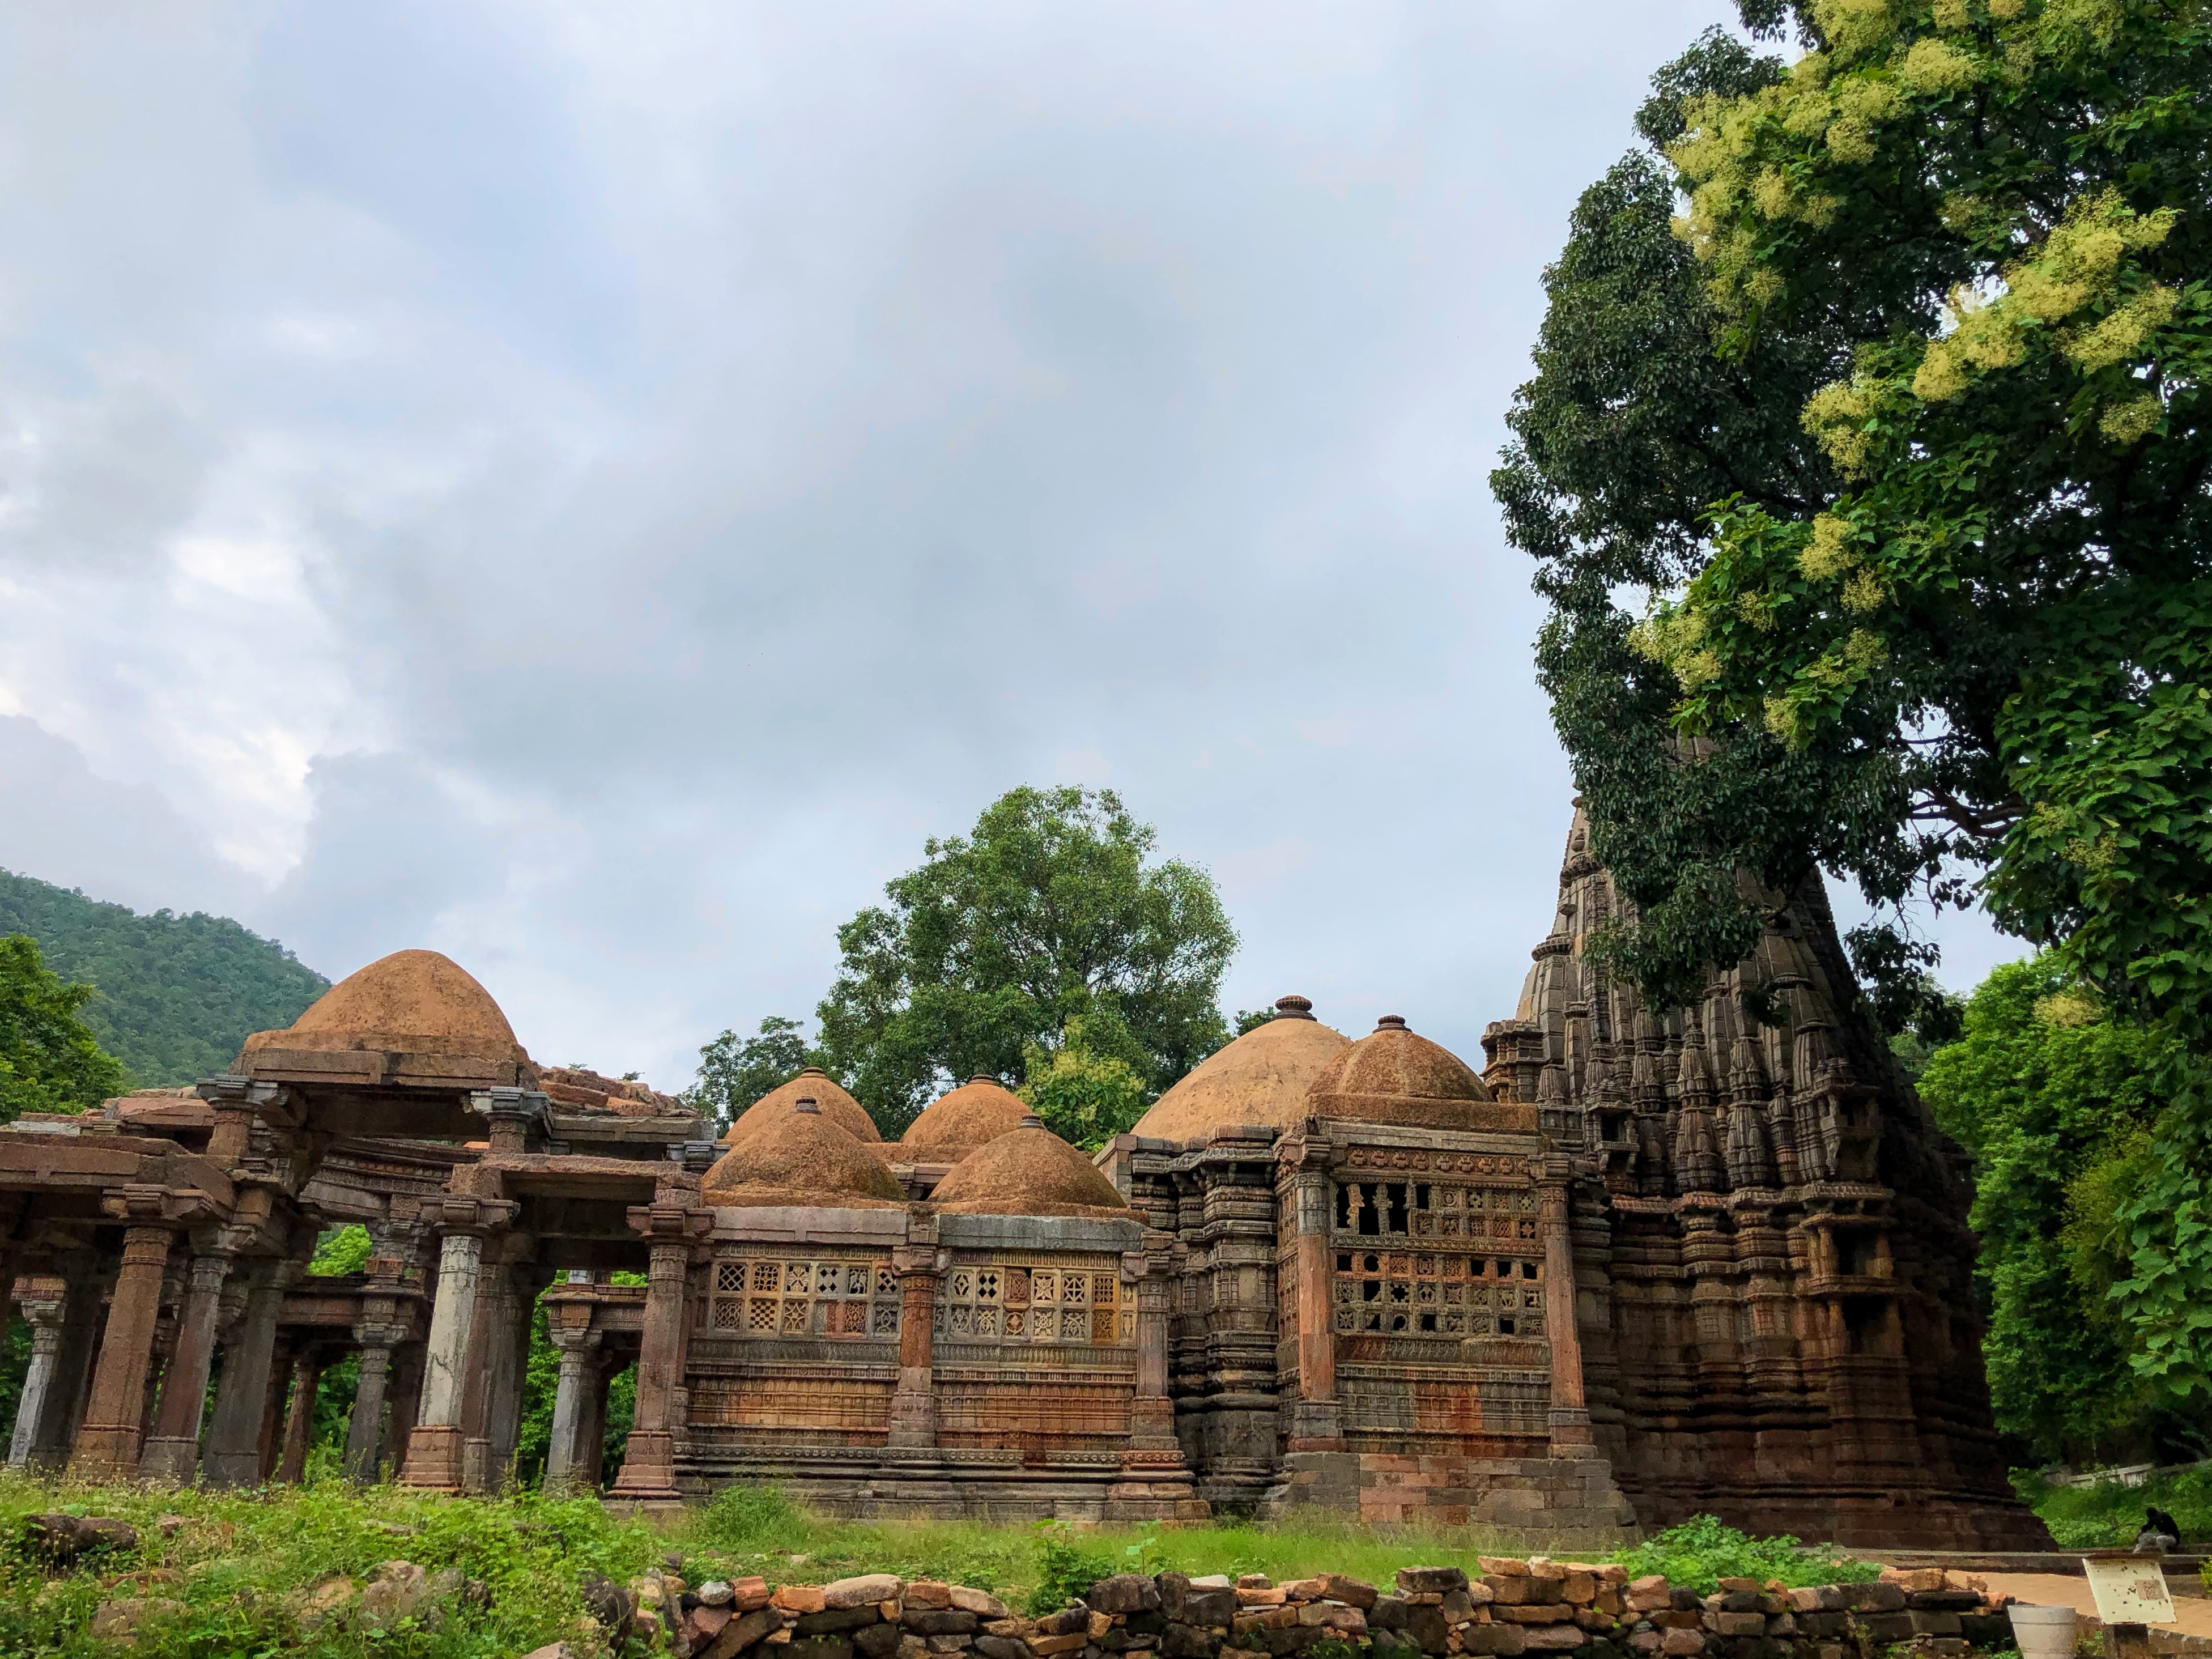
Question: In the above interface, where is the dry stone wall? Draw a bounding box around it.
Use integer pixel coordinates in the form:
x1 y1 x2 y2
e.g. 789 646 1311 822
657 1562 2036 1659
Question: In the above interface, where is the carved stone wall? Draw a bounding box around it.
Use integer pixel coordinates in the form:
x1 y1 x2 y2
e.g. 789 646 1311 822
1481 806 2049 1550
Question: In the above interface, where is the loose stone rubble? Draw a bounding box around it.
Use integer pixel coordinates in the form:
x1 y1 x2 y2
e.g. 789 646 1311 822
635 1562 2047 1659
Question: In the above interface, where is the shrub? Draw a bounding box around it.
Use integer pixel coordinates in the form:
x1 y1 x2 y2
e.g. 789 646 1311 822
1616 1516 1881 1596
696 1483 810 1555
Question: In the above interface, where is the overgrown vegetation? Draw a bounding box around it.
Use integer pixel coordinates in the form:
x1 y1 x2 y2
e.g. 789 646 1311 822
0 869 327 1089
2011 1465 2212 1552
0 934 126 1122
1917 959 2204 1462
0 1471 666 1658
1614 1517 1881 1597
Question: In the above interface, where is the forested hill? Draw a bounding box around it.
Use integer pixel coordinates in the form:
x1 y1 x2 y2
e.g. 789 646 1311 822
0 869 329 1087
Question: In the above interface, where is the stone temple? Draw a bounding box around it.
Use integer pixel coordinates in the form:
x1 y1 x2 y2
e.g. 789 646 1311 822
0 810 2046 1549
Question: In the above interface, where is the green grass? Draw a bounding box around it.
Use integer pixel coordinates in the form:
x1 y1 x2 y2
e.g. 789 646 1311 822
3 1471 1919 1655
0 1466 666 1658
670 1481 1607 1602
2013 1464 2212 1550
1614 1517 1883 1596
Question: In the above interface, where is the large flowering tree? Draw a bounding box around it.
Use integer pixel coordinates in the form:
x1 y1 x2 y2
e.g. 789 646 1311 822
1497 0 2211 1396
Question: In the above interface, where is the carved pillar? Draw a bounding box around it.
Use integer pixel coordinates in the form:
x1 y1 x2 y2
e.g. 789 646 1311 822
345 1339 393 1483
611 1201 700 1501
69 1224 176 1478
203 1264 288 1487
1541 1164 1594 1454
583 1352 618 1488
1283 1151 1342 1450
6 1298 65 1468
545 1327 604 1490
459 1258 523 1494
143 1249 234 1482
275 1347 322 1483
887 1235 941 1449
399 1196 514 1490
1130 1249 1176 1449
385 1346 424 1479
28 1253 105 1469
484 1266 545 1490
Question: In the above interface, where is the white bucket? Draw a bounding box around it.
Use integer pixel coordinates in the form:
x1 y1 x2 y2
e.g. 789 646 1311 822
2009 1602 2079 1659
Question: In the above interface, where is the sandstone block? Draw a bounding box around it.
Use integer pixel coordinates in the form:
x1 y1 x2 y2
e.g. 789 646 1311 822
1400 1570 1471 1597
909 1585 955 1610
1704 1612 1763 1637
1488 1624 1527 1657
704 1603 781 1656
1160 1624 1219 1659
1483 1578 1532 1607
1407 1603 1450 1652
1573 1608 1614 1631
361 1562 435 1632
1035 1636 1089 1656
1908 1611 1962 1636
977 1640 1033 1659
1596 1589 1622 1616
828 1578 907 1612
1857 1613 1914 1642
925 1636 970 1653
1628 1634 1662 1655
1037 1610 1092 1638
1519 1626 1583 1652
856 1625 904 1658
1941 1572 1985 1595
1316 1576 1377 1610
1479 1560 1531 1579
1236 1579 1272 1592
1883 1570 1945 1594
734 1580 775 1611
779 1588 832 1616
1091 1579 1163 1616
1658 1629 1704 1656
801 1608 880 1635
1239 1590 1288 1607
904 1611 980 1636
1560 1575 1597 1607
1716 1581 1760 1596
1842 1584 1905 1614
1496 1605 1566 1624
954 1590 1011 1620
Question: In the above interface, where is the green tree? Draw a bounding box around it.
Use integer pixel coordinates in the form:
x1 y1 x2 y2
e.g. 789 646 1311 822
1019 1012 1150 1151
1497 4 2212 1397
0 934 129 1121
0 868 327 1086
817 786 1236 1133
1919 958 2200 1462
684 1016 816 1135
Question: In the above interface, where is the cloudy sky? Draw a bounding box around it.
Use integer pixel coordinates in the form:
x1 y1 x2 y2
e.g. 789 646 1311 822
0 2 2023 1090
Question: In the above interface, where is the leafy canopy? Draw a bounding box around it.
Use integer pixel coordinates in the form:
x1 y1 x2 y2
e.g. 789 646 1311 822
816 786 1236 1133
1019 1012 1150 1151
0 867 328 1086
1917 957 2200 1461
1497 2 2212 1394
0 934 128 1121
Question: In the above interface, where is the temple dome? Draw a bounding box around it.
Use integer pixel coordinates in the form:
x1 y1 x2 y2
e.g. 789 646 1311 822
239 949 530 1073
1131 995 1351 1142
727 1069 880 1146
701 1099 905 1208
897 1076 1029 1162
1305 1015 1523 1131
929 1114 1131 1217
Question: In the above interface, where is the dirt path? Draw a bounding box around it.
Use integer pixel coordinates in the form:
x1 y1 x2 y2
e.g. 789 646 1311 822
1980 1573 2212 1640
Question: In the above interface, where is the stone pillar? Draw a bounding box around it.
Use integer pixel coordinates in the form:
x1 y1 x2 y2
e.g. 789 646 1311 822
1541 1165 1594 1454
403 1228 490 1491
202 1266 288 1487
1106 1238 1206 1522
483 1267 543 1490
611 1200 704 1502
384 1346 424 1481
257 1337 292 1483
1284 1160 1342 1450
1130 1253 1176 1449
544 1327 604 1490
275 1347 322 1483
6 1298 64 1468
886 1241 941 1449
582 1354 616 1488
69 1226 176 1478
142 1250 233 1482
27 1256 105 1469
344 1324 405 1484
458 1260 522 1493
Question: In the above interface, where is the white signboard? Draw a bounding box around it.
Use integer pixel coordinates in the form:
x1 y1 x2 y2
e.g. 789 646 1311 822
2083 1559 2176 1627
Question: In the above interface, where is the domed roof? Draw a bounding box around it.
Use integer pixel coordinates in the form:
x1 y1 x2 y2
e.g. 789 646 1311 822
1132 996 1351 1142
1306 1015 1529 1131
701 1099 906 1208
727 1069 880 1146
897 1076 1029 1162
929 1114 1132 1217
238 949 531 1081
